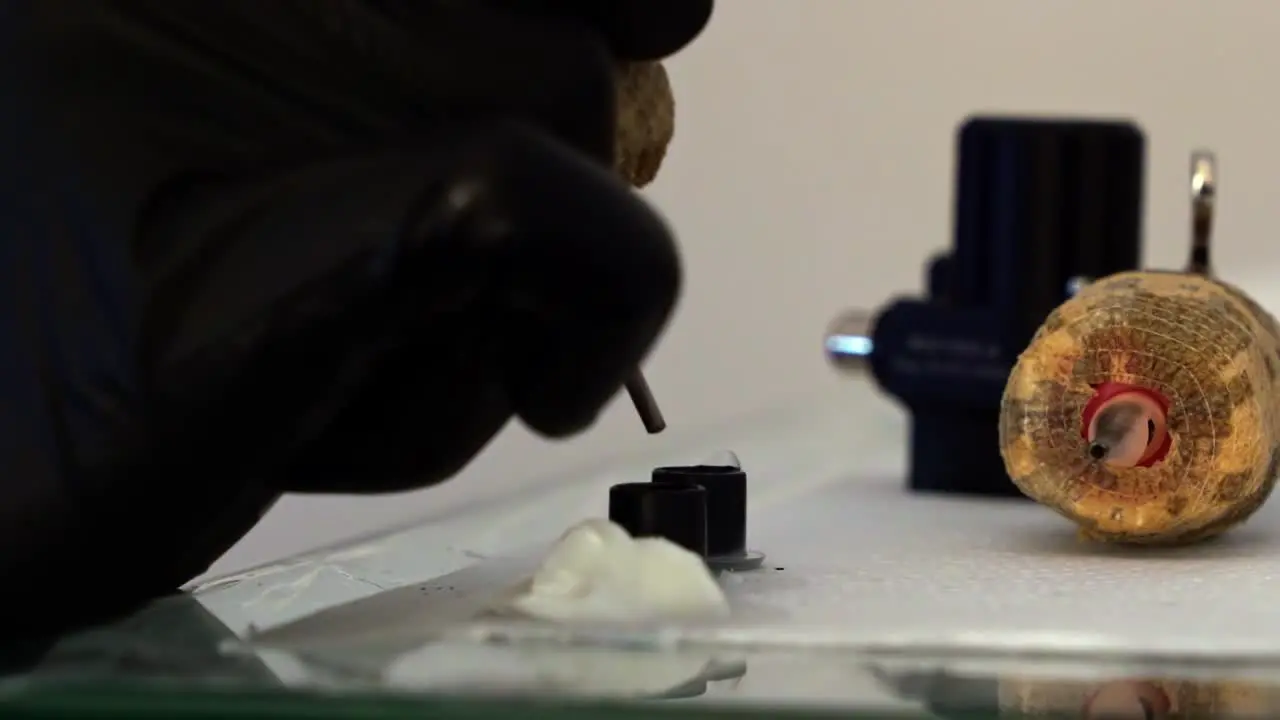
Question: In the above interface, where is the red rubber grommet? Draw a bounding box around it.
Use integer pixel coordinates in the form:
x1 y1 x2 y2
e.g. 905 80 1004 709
1080 382 1172 467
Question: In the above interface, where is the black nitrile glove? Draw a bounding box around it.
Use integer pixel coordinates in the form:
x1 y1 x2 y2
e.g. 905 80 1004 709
0 0 712 637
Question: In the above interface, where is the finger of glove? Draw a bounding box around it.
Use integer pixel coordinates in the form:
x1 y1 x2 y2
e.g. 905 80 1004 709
468 123 683 437
321 0 622 162
51 2 621 167
477 0 714 60
150 119 676 490
269 121 681 489
285 121 681 485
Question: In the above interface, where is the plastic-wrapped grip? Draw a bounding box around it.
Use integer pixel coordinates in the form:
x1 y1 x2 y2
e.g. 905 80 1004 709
999 270 1280 544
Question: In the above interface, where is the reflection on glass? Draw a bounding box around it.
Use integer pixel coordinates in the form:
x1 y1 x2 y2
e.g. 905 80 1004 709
873 665 1280 719
1001 675 1279 718
378 637 746 701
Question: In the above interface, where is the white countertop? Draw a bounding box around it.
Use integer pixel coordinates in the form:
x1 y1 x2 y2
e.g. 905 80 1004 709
191 378 1280 654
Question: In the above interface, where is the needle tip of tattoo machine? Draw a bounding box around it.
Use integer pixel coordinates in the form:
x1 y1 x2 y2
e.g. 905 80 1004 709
625 371 666 434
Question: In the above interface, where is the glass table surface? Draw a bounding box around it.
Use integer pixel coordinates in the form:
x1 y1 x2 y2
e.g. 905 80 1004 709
6 386 1280 719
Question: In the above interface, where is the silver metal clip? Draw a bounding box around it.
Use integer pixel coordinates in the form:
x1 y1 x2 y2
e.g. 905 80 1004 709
1188 151 1216 275
824 309 876 375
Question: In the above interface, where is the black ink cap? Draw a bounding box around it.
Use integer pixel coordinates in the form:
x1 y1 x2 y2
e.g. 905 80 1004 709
608 481 708 557
650 463 765 571
651 465 746 557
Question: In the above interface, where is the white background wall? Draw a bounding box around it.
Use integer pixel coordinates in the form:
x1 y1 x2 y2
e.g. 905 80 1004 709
199 1 1280 579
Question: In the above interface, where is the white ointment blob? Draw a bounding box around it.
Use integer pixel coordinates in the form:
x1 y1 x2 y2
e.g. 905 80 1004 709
495 518 730 624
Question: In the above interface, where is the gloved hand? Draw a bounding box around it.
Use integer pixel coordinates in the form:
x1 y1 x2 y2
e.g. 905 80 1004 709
0 0 712 634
